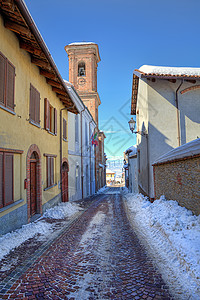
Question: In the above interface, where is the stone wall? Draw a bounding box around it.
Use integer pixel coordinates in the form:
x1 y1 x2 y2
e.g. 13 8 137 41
153 156 200 215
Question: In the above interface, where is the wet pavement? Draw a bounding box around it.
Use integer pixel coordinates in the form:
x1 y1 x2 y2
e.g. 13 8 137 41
0 188 172 299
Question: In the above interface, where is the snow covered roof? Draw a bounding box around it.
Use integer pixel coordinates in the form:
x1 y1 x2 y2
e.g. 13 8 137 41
138 65 200 77
125 145 137 156
65 42 101 63
99 163 105 169
68 42 96 46
153 138 200 165
131 64 200 115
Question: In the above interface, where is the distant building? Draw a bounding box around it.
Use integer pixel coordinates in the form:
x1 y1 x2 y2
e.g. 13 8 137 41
131 65 200 199
106 169 115 185
124 146 138 193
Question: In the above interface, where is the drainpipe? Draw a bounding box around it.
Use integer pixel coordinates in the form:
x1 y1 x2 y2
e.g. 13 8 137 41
80 106 86 199
146 134 150 198
60 106 74 201
89 120 93 196
175 80 183 147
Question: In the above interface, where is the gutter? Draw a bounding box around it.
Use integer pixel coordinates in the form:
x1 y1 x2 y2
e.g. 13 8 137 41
89 120 92 196
80 106 86 199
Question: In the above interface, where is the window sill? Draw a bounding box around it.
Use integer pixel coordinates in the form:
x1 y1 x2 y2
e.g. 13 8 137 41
63 138 68 142
29 120 41 128
0 104 15 115
0 199 24 214
44 183 57 191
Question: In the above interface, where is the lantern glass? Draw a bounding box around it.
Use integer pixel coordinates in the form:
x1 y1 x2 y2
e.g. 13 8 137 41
128 118 136 132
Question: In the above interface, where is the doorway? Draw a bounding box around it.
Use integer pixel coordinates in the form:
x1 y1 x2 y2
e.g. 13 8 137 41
30 152 38 216
62 161 69 202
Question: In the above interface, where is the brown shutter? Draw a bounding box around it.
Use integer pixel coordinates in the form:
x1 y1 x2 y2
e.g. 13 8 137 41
0 53 6 105
44 98 50 130
35 88 40 124
54 108 57 135
50 157 54 186
0 152 3 208
6 61 15 110
63 118 67 140
4 153 13 206
29 84 35 121
47 156 51 187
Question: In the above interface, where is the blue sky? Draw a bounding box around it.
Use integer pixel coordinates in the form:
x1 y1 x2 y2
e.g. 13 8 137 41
25 0 200 159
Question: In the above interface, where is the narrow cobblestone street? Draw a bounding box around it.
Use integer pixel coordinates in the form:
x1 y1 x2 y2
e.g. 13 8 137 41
0 188 172 299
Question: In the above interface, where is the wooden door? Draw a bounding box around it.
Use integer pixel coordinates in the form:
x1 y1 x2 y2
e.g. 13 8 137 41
62 168 68 202
30 161 37 216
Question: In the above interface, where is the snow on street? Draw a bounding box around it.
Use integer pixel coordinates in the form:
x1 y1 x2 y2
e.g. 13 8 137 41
0 202 83 262
123 189 200 299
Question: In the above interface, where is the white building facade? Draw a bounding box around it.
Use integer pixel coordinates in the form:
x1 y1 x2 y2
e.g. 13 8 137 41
66 82 96 201
131 65 200 199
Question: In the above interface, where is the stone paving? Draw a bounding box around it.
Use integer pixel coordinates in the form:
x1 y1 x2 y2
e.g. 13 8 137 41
0 189 172 299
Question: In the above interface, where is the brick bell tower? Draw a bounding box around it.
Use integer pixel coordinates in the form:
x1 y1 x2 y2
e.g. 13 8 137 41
64 42 101 127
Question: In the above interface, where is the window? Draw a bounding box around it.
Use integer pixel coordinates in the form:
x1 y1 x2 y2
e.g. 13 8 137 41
46 156 55 188
0 52 15 111
30 84 40 125
63 118 67 140
0 152 14 208
44 98 57 134
78 62 86 77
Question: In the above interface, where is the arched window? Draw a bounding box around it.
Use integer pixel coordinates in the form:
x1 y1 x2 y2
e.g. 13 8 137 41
78 62 86 77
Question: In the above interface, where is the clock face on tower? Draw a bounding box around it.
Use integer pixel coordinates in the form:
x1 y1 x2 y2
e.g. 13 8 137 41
78 77 86 86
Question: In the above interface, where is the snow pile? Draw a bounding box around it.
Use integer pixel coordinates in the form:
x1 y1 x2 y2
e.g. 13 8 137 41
43 202 83 219
0 221 52 261
96 185 109 194
139 65 200 76
124 193 200 299
0 202 83 262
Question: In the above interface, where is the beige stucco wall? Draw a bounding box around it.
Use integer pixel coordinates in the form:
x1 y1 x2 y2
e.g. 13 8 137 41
136 79 149 195
154 156 200 215
0 15 68 217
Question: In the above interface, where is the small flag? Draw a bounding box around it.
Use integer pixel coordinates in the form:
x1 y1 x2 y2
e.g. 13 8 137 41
91 131 98 146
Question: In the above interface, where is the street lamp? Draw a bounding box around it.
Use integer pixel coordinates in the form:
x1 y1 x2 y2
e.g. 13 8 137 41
128 117 147 136
128 118 136 133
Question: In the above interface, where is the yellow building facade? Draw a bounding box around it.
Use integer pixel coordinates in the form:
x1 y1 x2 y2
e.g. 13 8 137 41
0 1 78 235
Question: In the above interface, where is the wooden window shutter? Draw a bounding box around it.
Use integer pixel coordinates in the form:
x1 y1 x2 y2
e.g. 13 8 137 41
63 118 67 140
35 88 40 124
0 53 6 105
4 153 13 206
0 153 3 208
54 108 57 135
30 84 40 124
50 157 54 186
30 84 35 121
44 98 50 130
6 61 15 110
47 156 50 187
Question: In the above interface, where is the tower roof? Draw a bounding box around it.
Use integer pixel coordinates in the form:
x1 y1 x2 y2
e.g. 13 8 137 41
65 42 101 63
